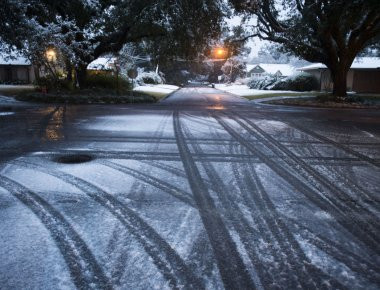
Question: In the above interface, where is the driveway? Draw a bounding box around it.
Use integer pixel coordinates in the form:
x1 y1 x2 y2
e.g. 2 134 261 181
0 87 379 289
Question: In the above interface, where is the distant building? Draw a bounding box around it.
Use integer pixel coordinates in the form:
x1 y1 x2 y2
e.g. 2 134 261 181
246 63 296 78
0 56 35 84
87 57 117 75
298 57 380 93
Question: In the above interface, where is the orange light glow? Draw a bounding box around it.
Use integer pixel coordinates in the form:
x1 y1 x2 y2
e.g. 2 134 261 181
213 47 228 59
206 105 225 110
46 49 57 62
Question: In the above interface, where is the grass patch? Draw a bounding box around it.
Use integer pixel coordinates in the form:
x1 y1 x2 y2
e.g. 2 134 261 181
0 85 35 96
15 89 157 104
134 90 168 100
242 92 323 100
265 93 380 109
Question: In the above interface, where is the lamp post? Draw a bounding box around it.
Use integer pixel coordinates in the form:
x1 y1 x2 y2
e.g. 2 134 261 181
211 47 228 84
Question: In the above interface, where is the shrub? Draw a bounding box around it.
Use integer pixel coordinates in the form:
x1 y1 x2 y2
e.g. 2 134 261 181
248 74 279 90
271 72 319 91
15 91 157 104
85 73 131 91
35 76 74 91
136 71 164 85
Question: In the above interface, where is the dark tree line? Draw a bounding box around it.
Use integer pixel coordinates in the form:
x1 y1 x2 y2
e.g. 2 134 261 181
0 0 227 88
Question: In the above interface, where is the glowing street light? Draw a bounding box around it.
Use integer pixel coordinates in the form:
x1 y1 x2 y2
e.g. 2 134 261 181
213 47 228 59
46 49 57 62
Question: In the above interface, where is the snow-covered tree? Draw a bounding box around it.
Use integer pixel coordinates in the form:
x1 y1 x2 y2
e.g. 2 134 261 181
229 0 380 97
221 57 246 83
2 0 227 88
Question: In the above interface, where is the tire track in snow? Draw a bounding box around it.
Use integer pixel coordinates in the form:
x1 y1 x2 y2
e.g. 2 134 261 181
213 113 380 255
104 112 171 285
209 114 340 289
228 144 317 288
99 160 195 207
295 139 380 212
0 175 112 290
288 122 380 168
290 219 380 285
239 154 346 289
228 112 380 252
182 122 272 289
11 159 204 290
173 111 256 289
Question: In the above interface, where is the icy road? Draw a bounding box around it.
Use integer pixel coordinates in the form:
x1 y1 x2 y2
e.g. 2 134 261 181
0 87 379 289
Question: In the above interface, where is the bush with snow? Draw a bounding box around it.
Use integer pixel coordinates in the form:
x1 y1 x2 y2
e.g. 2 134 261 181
136 71 164 85
248 72 319 91
248 74 280 90
221 57 247 83
271 72 319 91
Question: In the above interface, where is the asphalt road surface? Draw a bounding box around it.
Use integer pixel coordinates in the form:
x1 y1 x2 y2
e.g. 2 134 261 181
0 87 379 289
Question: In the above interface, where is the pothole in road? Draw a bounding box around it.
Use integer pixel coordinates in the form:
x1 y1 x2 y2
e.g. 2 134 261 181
53 154 94 164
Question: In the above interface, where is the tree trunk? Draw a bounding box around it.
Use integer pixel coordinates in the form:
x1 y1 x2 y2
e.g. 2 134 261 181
66 61 73 82
331 66 348 97
75 64 88 89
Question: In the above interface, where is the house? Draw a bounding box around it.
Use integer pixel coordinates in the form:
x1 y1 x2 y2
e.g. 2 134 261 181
87 57 117 75
246 63 296 78
0 55 35 84
298 57 380 93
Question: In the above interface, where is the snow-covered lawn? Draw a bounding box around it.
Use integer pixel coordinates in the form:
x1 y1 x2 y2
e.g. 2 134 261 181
133 84 179 99
215 84 319 100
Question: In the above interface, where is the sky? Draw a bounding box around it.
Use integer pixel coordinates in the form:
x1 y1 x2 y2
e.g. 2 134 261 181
225 16 268 58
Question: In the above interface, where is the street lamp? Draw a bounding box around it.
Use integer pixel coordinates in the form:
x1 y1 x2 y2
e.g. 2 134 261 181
46 49 56 62
213 47 228 59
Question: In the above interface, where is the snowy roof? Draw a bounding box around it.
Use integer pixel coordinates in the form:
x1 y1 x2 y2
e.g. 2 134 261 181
0 55 31 65
298 57 380 71
247 63 296 76
87 57 116 70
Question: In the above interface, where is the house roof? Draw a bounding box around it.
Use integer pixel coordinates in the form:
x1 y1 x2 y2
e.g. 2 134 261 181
298 57 380 71
87 57 116 70
249 65 266 74
247 63 296 76
0 55 31 65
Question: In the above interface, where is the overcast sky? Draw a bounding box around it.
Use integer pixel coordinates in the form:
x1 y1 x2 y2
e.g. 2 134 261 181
226 15 267 58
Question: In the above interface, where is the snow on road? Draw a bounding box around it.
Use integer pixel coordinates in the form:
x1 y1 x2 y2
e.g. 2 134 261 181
0 87 379 289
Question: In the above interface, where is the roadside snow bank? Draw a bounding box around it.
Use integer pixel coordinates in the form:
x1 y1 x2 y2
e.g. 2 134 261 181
133 84 179 98
215 84 299 97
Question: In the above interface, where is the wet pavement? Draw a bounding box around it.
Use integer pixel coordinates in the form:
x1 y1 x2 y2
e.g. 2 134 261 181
0 87 379 289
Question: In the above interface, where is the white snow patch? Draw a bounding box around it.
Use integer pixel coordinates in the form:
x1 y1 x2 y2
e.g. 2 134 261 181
0 55 31 65
215 84 300 97
361 130 375 138
82 114 171 133
313 210 333 220
299 57 380 71
133 84 179 96
0 112 14 116
255 120 289 131
296 234 376 289
87 57 116 70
